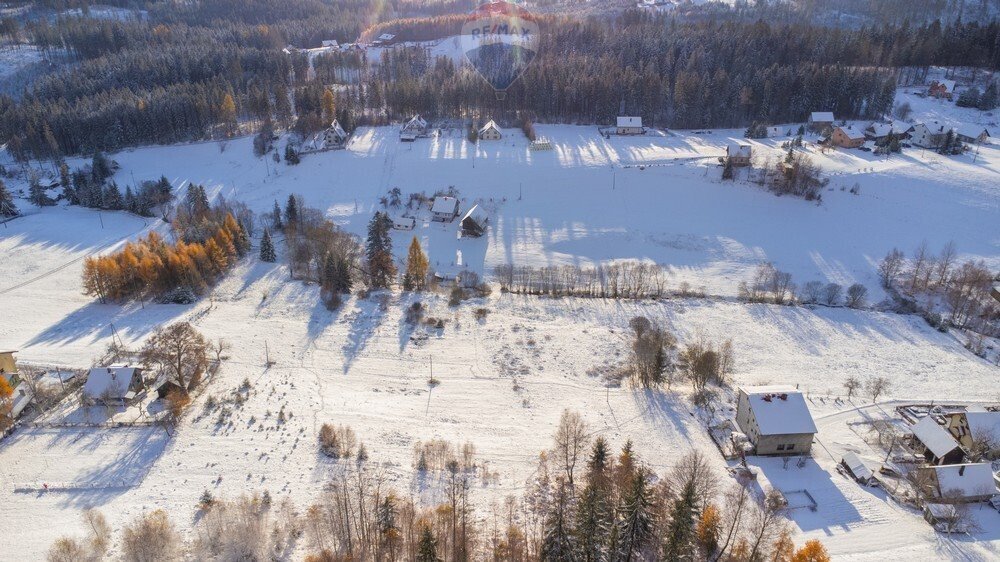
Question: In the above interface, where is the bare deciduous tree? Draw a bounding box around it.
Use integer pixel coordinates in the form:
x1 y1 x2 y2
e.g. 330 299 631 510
877 248 905 288
553 409 589 489
140 322 209 391
121 509 181 562
865 376 891 403
843 376 861 400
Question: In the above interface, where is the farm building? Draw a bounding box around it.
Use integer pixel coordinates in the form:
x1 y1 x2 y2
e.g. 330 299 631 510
916 463 997 503
530 138 553 150
324 119 349 147
831 125 866 148
321 40 339 48
431 196 459 222
865 121 913 143
479 120 502 141
392 216 416 231
808 112 835 131
83 365 144 405
954 125 990 144
928 79 956 100
460 204 489 237
9 383 33 419
910 416 964 465
945 410 1000 459
401 115 429 138
910 121 952 149
616 116 644 135
735 385 817 456
726 143 752 166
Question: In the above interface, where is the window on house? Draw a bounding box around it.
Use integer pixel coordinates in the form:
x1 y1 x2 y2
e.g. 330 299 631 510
777 444 785 451
787 444 795 451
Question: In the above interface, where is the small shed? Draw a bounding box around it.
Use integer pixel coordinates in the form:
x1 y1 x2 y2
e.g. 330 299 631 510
929 79 956 99
402 115 429 137
83 365 144 404
156 379 185 400
530 138 553 150
392 216 416 230
431 196 459 222
10 383 34 419
479 120 502 141
616 116 644 135
726 143 752 166
840 452 875 485
321 40 339 48
911 416 964 465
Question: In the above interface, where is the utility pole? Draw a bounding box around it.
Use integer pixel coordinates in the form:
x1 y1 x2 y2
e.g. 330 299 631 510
265 341 271 366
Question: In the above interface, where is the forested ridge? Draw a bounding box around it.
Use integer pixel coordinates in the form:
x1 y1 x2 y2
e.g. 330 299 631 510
0 1 998 158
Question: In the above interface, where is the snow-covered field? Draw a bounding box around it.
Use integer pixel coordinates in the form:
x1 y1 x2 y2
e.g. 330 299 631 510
1 99 999 559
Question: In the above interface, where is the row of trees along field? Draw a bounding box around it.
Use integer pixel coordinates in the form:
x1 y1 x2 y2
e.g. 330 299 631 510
3 9 1000 157
46 411 833 562
81 185 252 303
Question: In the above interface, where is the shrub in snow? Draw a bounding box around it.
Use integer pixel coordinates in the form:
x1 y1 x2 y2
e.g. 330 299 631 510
319 423 356 459
160 286 197 304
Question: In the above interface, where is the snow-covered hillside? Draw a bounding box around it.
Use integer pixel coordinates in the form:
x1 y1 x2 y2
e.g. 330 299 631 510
1 106 998 559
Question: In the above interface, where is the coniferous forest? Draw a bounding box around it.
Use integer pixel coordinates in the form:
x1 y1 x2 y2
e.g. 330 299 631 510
1 1 998 158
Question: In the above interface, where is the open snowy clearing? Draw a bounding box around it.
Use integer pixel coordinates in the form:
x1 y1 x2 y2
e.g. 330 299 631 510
1 100 999 559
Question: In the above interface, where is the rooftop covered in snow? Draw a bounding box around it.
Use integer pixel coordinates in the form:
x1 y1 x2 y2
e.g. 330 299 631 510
740 385 817 436
932 463 997 498
911 416 961 459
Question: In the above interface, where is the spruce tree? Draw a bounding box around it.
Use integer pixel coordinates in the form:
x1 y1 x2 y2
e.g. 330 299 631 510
576 438 614 562
662 480 699 561
29 175 54 207
542 480 577 562
416 526 440 562
403 236 429 291
91 152 113 183
613 470 654 562
285 194 299 228
103 182 124 210
366 211 396 289
272 199 284 230
0 179 18 217
259 229 277 262
284 143 300 164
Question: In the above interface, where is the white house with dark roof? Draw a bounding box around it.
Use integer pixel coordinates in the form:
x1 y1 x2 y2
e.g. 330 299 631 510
954 124 990 144
911 121 952 148
478 120 502 141
401 115 429 138
735 385 817 455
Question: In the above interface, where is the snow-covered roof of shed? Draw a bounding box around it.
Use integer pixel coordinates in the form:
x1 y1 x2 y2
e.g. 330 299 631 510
431 196 458 214
740 385 817 436
911 416 960 458
404 115 427 130
810 112 834 122
617 116 642 128
841 452 873 481
933 463 997 498
867 122 893 137
460 203 488 225
934 79 956 92
727 144 751 158
83 365 138 399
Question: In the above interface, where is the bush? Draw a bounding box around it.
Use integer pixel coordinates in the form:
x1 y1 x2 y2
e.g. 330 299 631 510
474 308 490 321
405 301 424 325
846 283 868 308
448 285 464 306
121 510 181 562
319 423 356 459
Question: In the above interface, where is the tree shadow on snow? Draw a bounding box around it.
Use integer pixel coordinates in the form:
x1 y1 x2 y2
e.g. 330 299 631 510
630 386 694 445
341 293 390 374
24 299 194 350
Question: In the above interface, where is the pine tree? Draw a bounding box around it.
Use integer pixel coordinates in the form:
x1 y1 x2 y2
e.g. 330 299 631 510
721 158 734 180
416 526 440 562
285 194 299 227
403 237 429 291
91 152 113 183
0 179 18 217
103 182 124 210
365 211 396 289
576 438 614 562
272 200 284 230
662 480 698 561
614 470 654 562
259 229 277 262
29 175 54 207
285 143 300 164
542 480 577 562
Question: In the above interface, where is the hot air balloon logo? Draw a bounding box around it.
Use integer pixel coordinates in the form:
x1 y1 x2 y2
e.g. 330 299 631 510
460 1 539 99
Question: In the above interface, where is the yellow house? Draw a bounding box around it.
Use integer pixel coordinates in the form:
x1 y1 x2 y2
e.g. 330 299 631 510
946 411 1000 459
0 350 17 380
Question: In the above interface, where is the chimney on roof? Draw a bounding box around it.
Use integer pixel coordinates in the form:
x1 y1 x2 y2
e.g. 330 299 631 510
959 465 965 476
